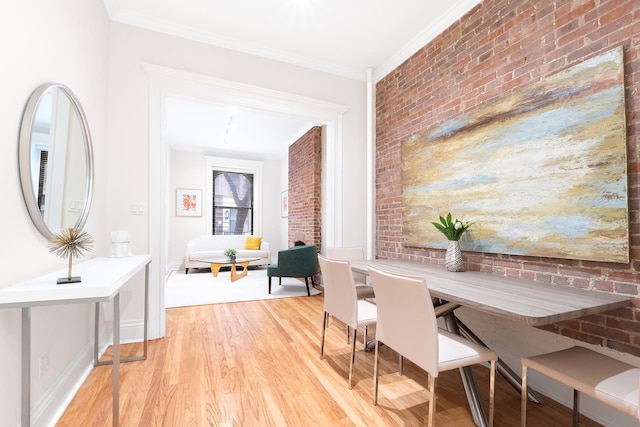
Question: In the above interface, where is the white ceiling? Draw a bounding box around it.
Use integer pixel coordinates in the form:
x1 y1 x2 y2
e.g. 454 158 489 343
103 0 481 159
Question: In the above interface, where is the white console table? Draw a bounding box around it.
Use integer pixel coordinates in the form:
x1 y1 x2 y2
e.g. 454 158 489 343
0 254 152 427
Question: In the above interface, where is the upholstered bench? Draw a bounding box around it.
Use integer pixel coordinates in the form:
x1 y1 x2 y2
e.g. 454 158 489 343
521 346 640 426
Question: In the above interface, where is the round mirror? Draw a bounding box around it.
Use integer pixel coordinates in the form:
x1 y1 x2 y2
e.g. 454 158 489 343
18 83 94 240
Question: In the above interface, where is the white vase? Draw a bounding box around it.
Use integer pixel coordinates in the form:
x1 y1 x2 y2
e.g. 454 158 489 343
445 240 464 272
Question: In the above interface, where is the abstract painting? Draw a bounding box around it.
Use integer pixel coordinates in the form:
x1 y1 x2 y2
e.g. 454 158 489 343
176 188 202 217
402 47 628 263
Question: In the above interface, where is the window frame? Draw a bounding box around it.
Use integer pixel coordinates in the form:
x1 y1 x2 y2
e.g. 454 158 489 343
212 170 254 235
205 156 264 237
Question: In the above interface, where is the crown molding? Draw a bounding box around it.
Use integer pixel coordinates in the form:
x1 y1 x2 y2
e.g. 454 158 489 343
373 0 482 82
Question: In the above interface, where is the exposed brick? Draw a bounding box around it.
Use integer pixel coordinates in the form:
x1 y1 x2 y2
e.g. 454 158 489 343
288 127 322 250
375 0 640 355
560 329 605 346
606 316 640 333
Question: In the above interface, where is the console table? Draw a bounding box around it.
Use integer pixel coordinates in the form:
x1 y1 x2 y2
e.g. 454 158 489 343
0 254 152 427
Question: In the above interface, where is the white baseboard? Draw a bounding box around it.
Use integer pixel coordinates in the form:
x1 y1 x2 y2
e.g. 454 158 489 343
31 342 93 427
31 318 147 427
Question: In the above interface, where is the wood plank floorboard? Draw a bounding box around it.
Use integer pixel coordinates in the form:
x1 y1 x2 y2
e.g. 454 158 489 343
56 293 604 426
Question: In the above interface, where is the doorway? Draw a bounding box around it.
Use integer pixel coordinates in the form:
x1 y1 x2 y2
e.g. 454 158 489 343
144 63 348 338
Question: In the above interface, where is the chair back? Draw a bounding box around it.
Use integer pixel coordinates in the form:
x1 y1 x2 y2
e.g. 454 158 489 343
318 255 359 327
326 246 365 261
275 244 317 277
368 265 439 377
326 247 367 284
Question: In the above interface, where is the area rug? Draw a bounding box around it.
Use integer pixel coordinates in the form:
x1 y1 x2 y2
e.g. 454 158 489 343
165 267 321 308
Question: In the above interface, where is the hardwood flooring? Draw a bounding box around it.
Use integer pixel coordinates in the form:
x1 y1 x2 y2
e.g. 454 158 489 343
57 293 603 426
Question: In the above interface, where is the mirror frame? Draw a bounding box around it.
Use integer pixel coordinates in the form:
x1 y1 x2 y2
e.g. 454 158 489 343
18 82 94 240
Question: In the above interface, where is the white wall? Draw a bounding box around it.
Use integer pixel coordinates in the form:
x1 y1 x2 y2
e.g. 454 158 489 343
168 150 207 265
106 22 368 252
167 150 285 266
0 5 365 425
0 1 110 425
106 22 369 340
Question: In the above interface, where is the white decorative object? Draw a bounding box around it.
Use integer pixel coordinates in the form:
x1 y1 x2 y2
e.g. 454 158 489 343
108 230 133 258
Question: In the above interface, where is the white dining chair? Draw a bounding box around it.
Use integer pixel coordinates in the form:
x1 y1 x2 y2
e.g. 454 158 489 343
318 255 377 389
368 265 497 427
326 246 375 347
521 346 640 426
326 246 374 299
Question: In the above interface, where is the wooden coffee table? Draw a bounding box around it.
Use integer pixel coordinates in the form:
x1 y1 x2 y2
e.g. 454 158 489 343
198 258 260 282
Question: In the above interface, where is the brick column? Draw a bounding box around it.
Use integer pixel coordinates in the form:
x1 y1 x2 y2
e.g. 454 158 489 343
288 126 322 252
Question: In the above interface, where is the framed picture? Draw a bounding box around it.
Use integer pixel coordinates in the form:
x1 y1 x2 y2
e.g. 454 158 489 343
176 188 202 217
281 190 288 218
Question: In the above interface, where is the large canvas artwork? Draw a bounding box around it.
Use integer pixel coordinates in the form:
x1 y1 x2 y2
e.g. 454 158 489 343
402 47 629 263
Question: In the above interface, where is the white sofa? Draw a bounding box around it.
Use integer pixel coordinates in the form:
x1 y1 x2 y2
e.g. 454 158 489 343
184 234 271 273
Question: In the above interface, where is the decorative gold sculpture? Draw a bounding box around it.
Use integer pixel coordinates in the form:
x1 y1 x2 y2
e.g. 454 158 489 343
49 228 94 284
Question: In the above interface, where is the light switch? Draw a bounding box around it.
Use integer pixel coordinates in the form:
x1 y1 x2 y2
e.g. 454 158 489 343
130 203 144 215
68 200 83 212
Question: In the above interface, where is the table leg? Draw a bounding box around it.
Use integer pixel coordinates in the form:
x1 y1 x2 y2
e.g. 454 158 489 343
230 261 250 282
95 261 150 365
456 318 544 404
22 307 31 427
113 293 120 427
443 312 488 427
210 264 222 277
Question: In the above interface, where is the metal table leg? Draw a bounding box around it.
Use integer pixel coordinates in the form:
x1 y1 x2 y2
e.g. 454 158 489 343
113 293 120 426
455 319 544 404
94 262 150 365
22 307 31 427
443 312 489 427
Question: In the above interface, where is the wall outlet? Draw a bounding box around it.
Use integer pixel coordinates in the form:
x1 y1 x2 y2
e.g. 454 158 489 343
38 348 50 379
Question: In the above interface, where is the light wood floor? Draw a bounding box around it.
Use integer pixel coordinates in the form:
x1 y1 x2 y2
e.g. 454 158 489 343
57 292 603 426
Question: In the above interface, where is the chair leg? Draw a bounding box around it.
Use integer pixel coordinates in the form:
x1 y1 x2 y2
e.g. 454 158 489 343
320 312 328 359
279 277 282 286
373 340 380 405
399 354 404 376
364 326 368 350
489 360 495 427
268 276 272 294
427 374 436 427
521 365 528 427
185 268 189 274
573 389 580 427
304 277 310 296
348 327 357 389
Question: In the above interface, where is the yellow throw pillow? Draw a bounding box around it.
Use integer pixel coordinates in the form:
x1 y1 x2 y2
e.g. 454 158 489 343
245 236 262 250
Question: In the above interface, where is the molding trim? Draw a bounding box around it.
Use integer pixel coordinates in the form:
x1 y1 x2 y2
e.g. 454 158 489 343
374 0 482 82
144 64 348 328
112 11 365 81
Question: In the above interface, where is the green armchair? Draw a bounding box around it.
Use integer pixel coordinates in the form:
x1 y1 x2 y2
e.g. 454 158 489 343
267 244 318 296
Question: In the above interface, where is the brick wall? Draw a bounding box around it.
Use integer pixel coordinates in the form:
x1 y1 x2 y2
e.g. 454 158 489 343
288 126 322 251
375 0 640 355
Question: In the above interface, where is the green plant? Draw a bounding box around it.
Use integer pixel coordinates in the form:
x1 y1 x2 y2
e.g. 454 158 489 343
224 248 237 258
432 212 474 241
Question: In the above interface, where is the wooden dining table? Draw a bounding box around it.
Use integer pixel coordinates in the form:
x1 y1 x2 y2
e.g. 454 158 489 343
349 258 630 427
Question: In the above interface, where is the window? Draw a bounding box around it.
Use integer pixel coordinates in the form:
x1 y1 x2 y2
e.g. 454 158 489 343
212 171 254 235
205 156 263 237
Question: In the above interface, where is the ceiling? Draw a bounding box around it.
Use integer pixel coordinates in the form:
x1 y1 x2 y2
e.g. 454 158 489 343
103 0 481 159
